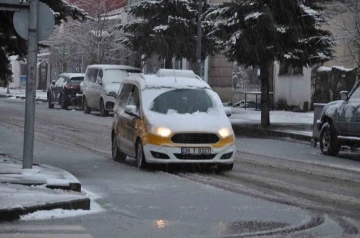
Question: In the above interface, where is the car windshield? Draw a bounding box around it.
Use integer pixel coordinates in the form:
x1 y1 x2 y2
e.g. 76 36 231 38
69 77 83 85
103 69 141 84
149 89 214 114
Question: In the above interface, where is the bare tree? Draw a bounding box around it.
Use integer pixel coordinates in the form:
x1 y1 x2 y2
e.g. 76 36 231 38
43 0 131 73
326 0 360 67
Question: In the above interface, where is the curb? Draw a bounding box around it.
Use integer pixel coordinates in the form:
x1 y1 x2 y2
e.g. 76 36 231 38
232 123 313 142
41 164 82 192
0 94 47 102
0 197 90 222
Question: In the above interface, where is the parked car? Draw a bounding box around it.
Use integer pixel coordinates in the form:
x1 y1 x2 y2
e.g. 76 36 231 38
82 64 142 117
47 73 84 109
232 100 255 108
111 69 235 172
317 80 360 156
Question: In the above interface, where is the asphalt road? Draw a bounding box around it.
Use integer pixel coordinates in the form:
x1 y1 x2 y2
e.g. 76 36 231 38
0 99 360 238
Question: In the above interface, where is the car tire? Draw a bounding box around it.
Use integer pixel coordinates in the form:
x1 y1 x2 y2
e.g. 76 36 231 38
48 94 54 109
100 99 109 117
216 163 234 173
83 97 91 114
136 140 148 170
60 94 68 110
320 122 340 156
112 133 126 162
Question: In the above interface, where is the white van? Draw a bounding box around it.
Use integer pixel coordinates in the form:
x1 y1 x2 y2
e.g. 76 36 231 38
82 64 142 116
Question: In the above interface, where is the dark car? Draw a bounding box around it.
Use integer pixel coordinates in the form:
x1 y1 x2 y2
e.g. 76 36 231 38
47 73 84 109
317 80 360 156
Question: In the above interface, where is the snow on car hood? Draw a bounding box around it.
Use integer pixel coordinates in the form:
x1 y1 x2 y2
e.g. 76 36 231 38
104 83 121 94
323 100 343 117
144 110 232 133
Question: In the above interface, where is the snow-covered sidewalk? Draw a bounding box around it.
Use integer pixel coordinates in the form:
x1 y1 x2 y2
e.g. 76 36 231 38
0 88 47 101
230 108 314 125
0 154 91 221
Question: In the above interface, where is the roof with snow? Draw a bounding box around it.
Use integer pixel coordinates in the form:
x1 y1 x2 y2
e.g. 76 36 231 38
60 73 85 78
123 70 211 90
87 64 141 71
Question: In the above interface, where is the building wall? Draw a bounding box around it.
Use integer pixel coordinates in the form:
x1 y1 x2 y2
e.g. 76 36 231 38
273 62 312 110
208 55 233 101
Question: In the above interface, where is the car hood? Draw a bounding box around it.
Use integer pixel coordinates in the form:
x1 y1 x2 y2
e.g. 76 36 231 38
322 100 343 117
144 109 233 134
104 83 121 94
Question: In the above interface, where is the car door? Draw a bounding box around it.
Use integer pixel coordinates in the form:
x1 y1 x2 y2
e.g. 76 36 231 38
53 77 64 102
93 69 103 109
338 84 360 135
126 86 141 155
116 84 134 155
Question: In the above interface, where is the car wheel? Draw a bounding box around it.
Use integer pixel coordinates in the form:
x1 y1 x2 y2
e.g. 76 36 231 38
100 99 109 117
216 163 234 173
112 133 126 162
48 94 54 109
60 94 68 110
320 122 340 156
136 140 148 169
83 97 91 114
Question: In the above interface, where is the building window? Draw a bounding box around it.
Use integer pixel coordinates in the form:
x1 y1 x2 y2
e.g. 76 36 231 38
279 60 303 75
20 64 27 75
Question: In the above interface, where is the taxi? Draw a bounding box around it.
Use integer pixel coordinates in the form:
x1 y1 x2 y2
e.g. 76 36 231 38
111 69 235 172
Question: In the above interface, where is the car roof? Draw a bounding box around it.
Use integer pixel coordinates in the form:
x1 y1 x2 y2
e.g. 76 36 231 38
59 73 85 78
122 70 211 91
86 64 141 71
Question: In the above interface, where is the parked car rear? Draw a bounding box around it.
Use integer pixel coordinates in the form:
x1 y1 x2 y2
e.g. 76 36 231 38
47 73 84 110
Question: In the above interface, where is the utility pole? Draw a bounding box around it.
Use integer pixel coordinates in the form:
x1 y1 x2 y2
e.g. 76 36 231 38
196 0 202 78
23 0 39 169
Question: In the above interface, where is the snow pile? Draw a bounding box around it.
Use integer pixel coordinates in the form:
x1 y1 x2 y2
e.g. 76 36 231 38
231 108 314 125
20 188 104 221
244 12 263 21
317 66 331 72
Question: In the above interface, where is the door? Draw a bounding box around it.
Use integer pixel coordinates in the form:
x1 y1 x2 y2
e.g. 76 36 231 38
88 68 99 108
126 86 141 155
338 84 360 135
116 84 135 155
93 69 103 109
53 77 65 103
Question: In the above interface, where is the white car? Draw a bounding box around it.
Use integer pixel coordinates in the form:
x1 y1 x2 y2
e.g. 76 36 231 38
82 64 142 116
111 69 235 171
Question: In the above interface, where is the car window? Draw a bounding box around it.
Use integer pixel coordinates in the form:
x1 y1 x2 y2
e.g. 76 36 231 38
85 68 98 83
119 84 134 109
69 77 84 85
55 77 64 86
128 86 140 109
349 85 360 100
150 89 214 114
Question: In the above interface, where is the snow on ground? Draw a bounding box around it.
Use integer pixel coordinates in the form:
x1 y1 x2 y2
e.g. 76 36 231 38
230 108 314 125
20 188 104 221
0 88 47 100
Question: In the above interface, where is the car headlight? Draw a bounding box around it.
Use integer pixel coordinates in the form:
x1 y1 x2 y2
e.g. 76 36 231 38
218 128 232 138
107 92 117 98
150 126 172 137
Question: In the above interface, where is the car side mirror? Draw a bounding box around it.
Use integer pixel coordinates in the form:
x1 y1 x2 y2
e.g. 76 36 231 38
224 107 232 117
125 105 140 118
339 91 349 101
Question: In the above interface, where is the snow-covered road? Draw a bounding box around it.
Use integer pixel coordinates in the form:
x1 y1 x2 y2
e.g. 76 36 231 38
0 98 359 237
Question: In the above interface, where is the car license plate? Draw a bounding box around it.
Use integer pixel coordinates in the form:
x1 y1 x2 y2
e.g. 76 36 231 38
181 147 211 155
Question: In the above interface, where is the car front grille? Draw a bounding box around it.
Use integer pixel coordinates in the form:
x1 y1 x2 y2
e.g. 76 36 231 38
173 154 216 160
171 133 219 144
